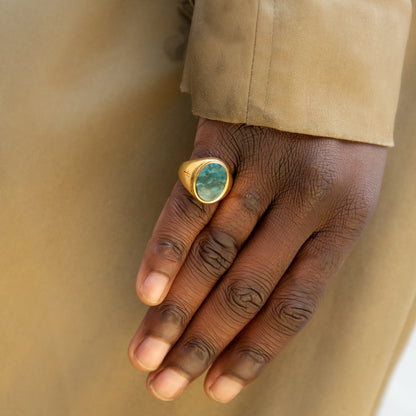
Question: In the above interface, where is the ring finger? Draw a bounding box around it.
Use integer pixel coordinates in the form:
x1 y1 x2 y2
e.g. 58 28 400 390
129 171 274 371
141 203 319 400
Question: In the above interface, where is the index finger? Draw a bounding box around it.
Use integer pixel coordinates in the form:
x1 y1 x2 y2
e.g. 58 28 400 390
136 178 219 305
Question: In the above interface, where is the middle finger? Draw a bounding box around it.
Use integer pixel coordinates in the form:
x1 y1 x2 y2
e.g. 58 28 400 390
146 202 319 400
129 173 273 371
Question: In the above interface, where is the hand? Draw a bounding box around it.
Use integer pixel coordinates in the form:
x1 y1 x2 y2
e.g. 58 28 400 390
128 118 387 402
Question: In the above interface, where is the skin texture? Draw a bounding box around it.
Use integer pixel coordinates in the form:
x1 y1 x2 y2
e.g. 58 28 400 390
128 118 388 403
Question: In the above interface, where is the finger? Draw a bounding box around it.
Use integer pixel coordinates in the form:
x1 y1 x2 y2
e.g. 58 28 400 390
135 119 245 306
203 229 354 403
141 203 319 401
136 180 216 305
129 175 273 371
203 189 375 402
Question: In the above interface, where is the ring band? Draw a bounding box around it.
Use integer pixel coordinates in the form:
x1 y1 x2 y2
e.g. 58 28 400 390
178 158 233 204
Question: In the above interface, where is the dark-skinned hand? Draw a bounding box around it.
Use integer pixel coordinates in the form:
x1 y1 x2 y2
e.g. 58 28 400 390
128 118 387 403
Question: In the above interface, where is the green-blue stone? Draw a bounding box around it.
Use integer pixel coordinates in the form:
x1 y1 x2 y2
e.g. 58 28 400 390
195 163 227 202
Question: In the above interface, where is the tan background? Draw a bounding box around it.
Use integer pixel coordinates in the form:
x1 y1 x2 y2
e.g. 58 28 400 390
1 1 415 415
378 327 416 414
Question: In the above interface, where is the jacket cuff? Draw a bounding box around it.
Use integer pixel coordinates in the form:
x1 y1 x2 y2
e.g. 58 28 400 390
181 0 412 146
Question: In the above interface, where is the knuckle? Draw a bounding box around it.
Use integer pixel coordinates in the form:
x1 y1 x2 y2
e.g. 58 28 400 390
344 188 377 222
224 278 269 321
154 301 190 328
194 229 238 278
240 190 263 215
237 345 273 367
303 233 344 273
226 345 273 382
299 164 337 204
329 187 378 240
269 289 317 337
181 336 216 367
153 236 186 263
193 123 239 173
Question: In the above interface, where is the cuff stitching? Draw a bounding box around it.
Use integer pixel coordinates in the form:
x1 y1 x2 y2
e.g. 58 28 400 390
246 0 262 122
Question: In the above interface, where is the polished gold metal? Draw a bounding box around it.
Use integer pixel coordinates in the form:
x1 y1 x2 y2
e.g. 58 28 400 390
178 157 233 204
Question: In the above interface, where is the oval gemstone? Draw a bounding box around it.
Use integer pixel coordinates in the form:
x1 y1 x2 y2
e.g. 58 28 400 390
195 163 227 202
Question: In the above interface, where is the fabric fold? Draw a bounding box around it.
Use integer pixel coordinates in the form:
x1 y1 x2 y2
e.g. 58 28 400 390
181 0 412 146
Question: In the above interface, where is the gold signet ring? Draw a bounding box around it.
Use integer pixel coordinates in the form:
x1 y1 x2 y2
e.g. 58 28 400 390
178 158 233 204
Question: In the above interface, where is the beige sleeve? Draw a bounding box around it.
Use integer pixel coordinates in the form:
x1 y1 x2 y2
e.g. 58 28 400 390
181 0 412 146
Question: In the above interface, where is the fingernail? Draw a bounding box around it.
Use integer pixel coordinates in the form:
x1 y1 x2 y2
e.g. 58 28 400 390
134 336 171 371
149 368 189 401
208 375 244 403
139 272 169 304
